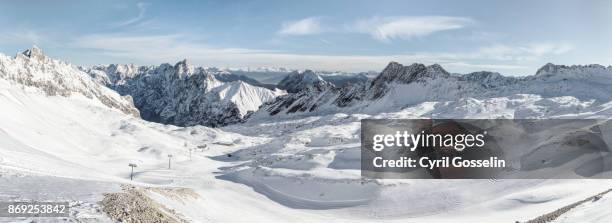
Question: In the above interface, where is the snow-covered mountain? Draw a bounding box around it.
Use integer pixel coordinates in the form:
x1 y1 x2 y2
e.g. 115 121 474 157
255 61 612 119
85 60 285 127
3 46 612 222
0 46 139 116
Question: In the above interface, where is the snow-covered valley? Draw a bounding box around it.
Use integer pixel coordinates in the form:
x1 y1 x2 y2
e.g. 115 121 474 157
1 47 612 222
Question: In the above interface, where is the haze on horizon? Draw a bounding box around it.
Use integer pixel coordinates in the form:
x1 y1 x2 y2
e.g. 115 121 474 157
1 0 611 76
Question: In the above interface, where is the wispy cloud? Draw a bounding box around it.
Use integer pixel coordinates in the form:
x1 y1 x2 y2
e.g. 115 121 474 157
442 62 528 71
350 16 472 42
114 2 150 27
69 33 565 75
520 43 574 56
475 43 574 61
0 30 43 45
70 33 275 63
277 17 324 36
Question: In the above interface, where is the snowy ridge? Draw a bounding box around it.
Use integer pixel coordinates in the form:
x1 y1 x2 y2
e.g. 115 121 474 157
0 46 139 116
536 63 612 77
86 59 285 127
254 61 612 119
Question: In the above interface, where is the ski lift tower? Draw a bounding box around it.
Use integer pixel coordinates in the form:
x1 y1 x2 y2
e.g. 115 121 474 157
128 163 137 180
167 154 173 169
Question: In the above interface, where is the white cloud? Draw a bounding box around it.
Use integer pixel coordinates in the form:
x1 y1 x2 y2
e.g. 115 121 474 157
70 33 293 67
442 62 528 71
114 2 150 27
351 16 471 42
0 30 43 45
277 17 323 36
69 33 573 75
475 43 574 61
520 43 574 56
71 34 271 60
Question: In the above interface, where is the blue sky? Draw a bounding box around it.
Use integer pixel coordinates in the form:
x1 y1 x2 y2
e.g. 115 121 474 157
1 0 611 75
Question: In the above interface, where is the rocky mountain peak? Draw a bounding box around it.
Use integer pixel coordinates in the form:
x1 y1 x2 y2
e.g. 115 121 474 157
377 61 406 80
300 70 321 81
383 61 403 71
174 59 193 76
535 63 562 76
20 45 46 61
536 63 612 77
374 62 450 85
426 64 449 76
278 70 333 93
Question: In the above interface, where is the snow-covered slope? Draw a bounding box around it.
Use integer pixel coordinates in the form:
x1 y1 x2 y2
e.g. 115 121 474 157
211 81 285 117
85 60 285 127
0 46 139 117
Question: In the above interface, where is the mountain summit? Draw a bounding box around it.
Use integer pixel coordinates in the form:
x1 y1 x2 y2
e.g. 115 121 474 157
20 45 46 61
536 63 612 76
277 70 334 93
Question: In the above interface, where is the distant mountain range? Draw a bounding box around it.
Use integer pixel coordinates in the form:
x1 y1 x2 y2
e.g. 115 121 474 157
254 61 612 119
221 67 373 86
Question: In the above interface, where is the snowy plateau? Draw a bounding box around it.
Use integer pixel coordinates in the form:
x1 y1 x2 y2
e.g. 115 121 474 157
1 46 612 222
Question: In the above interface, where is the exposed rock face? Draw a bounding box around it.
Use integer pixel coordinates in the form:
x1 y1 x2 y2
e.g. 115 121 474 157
536 63 612 77
264 87 338 116
277 70 334 93
85 60 284 127
0 46 139 117
213 71 277 90
320 72 369 87
259 69 337 116
368 62 451 99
